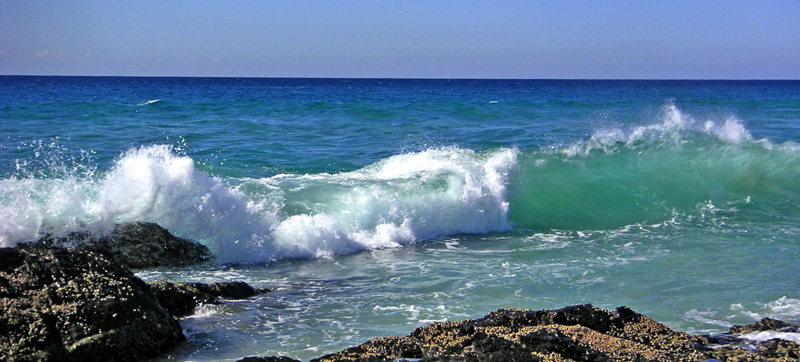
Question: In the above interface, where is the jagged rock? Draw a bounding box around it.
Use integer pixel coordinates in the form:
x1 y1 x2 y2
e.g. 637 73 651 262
149 280 270 317
0 247 184 362
730 318 797 335
311 304 711 362
34 222 212 269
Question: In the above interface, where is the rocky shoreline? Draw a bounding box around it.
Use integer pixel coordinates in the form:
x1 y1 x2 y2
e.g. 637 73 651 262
300 305 799 362
0 222 268 362
2 223 798 362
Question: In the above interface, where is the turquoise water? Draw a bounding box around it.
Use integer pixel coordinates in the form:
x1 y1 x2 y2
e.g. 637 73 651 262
2 77 800 360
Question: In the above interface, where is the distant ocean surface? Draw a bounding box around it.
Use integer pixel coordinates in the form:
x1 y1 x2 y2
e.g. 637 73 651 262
2 76 799 361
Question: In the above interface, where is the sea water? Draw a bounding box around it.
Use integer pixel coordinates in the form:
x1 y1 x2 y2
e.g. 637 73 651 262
1 77 799 361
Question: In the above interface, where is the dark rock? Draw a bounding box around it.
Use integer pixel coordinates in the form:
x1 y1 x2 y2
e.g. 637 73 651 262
149 280 268 318
703 318 800 362
33 222 212 269
235 357 302 362
203 280 262 299
730 318 797 335
0 247 184 362
148 281 217 317
756 339 800 359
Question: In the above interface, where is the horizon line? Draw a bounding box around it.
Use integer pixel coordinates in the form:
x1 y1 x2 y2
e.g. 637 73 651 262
2 74 799 81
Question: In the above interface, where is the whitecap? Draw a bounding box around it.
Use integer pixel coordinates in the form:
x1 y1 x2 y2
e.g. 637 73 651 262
136 99 161 106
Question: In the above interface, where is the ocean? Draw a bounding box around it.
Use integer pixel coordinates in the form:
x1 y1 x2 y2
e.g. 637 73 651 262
1 76 799 361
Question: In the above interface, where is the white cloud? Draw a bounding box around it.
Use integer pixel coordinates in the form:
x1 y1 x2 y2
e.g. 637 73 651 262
84 51 122 62
32 49 66 61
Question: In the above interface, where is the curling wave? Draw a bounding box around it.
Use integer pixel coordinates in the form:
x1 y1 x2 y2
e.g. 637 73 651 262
2 104 799 262
0 145 516 262
509 104 800 230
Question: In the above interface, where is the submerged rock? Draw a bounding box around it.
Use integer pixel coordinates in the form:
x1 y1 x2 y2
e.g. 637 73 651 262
34 222 212 269
0 246 184 362
149 280 270 317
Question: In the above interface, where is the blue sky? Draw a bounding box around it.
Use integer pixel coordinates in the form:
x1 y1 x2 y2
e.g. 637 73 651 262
1 1 798 79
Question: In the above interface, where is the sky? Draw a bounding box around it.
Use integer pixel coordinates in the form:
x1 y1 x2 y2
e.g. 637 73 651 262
1 1 799 79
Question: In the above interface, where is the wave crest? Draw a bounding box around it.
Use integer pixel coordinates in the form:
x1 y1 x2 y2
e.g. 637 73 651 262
3 104 799 262
1 145 517 262
510 104 800 230
563 103 756 157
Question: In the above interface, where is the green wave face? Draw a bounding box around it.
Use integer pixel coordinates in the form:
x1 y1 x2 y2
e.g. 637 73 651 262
509 122 800 231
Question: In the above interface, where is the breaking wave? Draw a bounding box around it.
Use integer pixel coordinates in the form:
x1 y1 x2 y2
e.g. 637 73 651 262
2 104 798 262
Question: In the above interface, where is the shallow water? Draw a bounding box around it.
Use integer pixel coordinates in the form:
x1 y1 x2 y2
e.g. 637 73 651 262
139 227 799 361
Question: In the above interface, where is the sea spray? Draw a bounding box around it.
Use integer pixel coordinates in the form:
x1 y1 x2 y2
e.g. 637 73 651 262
1 145 518 262
0 145 274 261
95 145 274 261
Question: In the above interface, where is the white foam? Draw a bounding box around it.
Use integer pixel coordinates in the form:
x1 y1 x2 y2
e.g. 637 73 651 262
268 147 516 259
0 145 275 261
706 117 752 144
732 296 800 322
738 330 800 344
136 99 161 106
1 145 518 263
185 303 220 319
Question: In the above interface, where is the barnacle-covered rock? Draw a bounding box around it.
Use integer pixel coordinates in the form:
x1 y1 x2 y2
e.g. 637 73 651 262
0 246 184 362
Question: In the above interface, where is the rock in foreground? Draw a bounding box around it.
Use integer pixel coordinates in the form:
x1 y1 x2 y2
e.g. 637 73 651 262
35 222 212 269
308 304 799 362
0 247 184 362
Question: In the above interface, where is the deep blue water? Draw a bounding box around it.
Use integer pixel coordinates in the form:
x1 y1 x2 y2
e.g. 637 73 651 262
2 76 799 361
